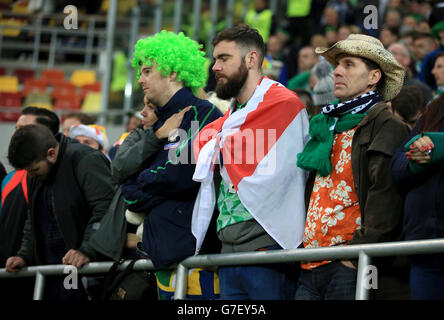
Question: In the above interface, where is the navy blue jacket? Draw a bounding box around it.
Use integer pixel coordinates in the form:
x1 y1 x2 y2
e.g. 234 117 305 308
121 88 223 268
391 124 444 241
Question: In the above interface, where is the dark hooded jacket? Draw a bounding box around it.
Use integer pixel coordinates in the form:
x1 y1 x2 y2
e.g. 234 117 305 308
17 134 116 265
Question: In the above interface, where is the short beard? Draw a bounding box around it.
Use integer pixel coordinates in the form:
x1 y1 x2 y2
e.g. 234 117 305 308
215 60 248 100
40 159 55 181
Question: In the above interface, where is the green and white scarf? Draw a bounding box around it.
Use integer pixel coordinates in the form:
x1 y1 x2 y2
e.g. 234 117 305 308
297 91 383 176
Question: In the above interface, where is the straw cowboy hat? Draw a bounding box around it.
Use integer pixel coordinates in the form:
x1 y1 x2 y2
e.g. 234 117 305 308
315 34 405 101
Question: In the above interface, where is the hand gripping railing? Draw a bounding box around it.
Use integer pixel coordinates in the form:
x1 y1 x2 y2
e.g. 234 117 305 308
1 239 444 300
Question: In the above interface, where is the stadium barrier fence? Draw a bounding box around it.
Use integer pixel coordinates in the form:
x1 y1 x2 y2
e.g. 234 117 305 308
1 238 444 300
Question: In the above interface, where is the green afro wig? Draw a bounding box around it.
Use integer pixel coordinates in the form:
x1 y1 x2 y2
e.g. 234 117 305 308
132 30 207 94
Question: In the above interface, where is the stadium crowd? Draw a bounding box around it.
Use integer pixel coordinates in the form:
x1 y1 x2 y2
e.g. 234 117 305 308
0 0 443 301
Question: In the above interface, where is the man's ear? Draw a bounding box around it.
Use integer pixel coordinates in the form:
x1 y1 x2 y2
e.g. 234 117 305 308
246 51 259 70
170 71 178 82
46 147 58 164
368 69 382 87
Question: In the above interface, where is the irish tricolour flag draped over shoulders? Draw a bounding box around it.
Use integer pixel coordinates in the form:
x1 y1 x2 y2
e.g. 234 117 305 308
192 77 310 253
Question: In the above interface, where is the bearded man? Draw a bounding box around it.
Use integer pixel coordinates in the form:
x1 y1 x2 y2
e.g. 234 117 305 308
192 25 310 299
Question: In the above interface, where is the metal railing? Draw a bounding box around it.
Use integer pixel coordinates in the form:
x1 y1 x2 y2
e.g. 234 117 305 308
1 238 444 300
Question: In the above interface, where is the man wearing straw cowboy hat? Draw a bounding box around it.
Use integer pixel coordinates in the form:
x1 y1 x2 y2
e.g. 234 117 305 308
296 34 410 300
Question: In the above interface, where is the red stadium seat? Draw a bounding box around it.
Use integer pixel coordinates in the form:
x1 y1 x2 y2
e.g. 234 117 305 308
54 94 82 110
51 81 77 100
0 92 21 107
40 68 65 86
21 78 48 96
79 82 101 100
0 92 22 122
13 68 35 83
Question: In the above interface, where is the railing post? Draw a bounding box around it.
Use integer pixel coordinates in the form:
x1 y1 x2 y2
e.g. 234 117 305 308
226 0 235 29
355 251 371 300
206 0 219 56
192 0 202 41
98 0 118 126
270 0 278 15
173 0 183 34
47 29 57 69
174 264 188 300
123 5 141 126
154 0 163 34
0 27 3 57
32 15 43 68
84 17 96 69
242 0 249 21
33 272 45 300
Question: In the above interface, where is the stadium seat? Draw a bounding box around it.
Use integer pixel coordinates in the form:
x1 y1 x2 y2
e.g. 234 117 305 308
0 76 19 93
0 112 21 122
51 81 77 100
81 92 101 113
0 67 5 75
24 92 53 110
40 69 65 86
0 18 25 38
12 1 29 14
0 92 22 122
53 94 82 110
79 82 101 99
70 70 96 87
21 78 48 96
101 0 137 15
0 92 21 107
54 99 81 111
13 68 35 83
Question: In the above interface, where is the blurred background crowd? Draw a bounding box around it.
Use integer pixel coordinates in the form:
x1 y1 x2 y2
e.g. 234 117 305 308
0 1 442 167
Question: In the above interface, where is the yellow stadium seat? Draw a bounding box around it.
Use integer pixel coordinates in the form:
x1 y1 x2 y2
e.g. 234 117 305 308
81 92 101 113
0 76 19 93
101 0 137 15
70 70 96 87
23 93 53 110
12 1 29 14
23 92 52 109
0 18 25 37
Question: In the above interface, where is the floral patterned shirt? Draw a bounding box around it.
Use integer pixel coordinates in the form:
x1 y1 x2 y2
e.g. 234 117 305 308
301 128 361 270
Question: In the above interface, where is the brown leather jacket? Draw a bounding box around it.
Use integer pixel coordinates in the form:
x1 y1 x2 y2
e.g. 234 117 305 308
305 102 410 246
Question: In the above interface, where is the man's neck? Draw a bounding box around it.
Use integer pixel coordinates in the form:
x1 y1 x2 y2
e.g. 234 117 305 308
235 72 262 105
339 88 375 103
159 83 183 107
